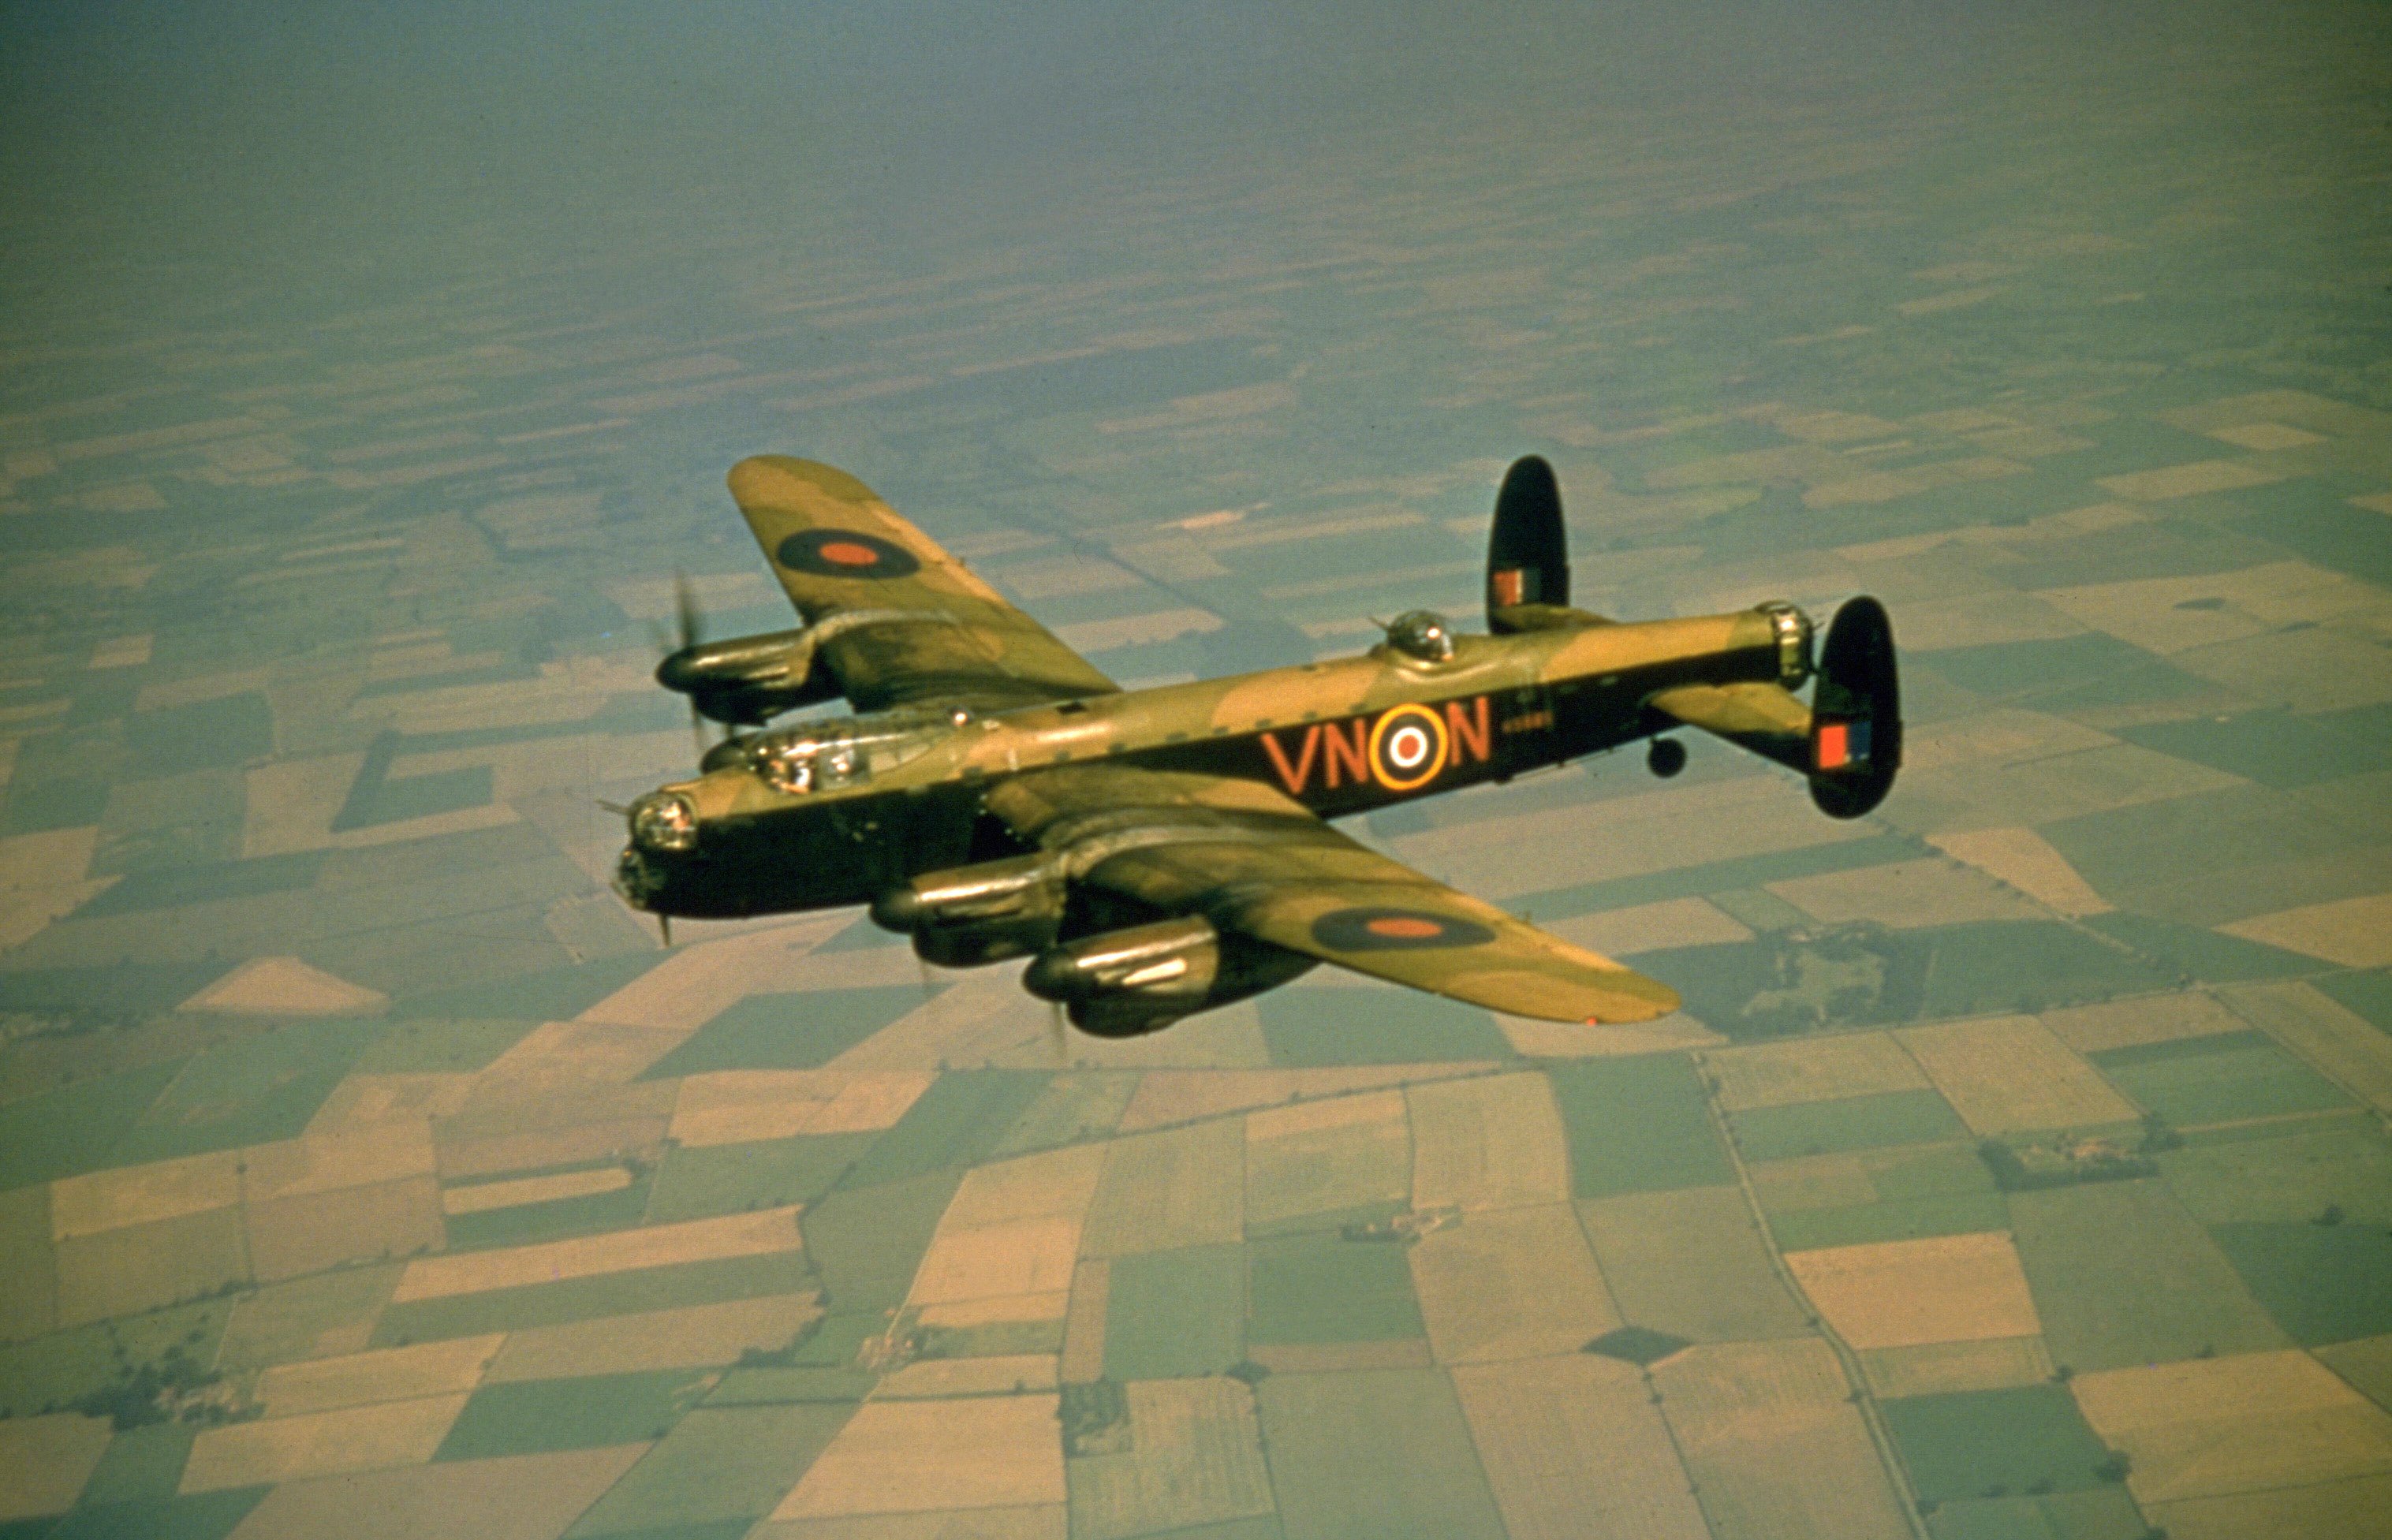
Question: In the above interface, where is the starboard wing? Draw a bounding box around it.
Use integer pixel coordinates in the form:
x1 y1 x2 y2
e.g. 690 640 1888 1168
986 765 1681 1024
728 455 1118 712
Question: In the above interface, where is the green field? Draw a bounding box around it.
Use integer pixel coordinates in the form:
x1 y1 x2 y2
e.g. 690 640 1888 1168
444 1164 655 1252
562 1403 856 1536
797 1165 962 1314
1255 1370 1506 1540
1729 1087 1969 1161
2009 1180 2287 1371
435 1368 716 1459
0 1061 181 1190
833 1070 1050 1189
639 986 929 1077
644 1133 875 1225
2209 1220 2392 1346
2088 1030 2352 1126
1104 1243 1246 1380
1549 1053 1735 1199
1882 1383 2117 1505
1247 1233 1424 1346
1256 985 1513 1065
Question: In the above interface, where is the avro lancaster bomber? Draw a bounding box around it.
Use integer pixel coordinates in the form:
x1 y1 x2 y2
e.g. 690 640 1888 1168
614 456 1901 1036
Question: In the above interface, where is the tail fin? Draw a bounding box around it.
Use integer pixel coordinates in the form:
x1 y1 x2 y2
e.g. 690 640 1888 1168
1808 596 1901 818
1487 455 1570 632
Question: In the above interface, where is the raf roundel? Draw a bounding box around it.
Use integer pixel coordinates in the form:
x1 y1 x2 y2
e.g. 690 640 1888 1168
775 528 923 580
1368 703 1449 792
1312 906 1496 952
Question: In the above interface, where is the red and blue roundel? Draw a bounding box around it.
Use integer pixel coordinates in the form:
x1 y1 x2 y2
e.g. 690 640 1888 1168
776 529 922 579
1312 906 1495 951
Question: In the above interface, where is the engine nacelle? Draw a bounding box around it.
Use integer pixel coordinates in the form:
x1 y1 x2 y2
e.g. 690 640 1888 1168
870 855 1064 968
1021 916 1315 1037
656 629 840 726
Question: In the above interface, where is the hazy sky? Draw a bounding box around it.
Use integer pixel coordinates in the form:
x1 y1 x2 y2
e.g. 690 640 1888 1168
1 2 2383 356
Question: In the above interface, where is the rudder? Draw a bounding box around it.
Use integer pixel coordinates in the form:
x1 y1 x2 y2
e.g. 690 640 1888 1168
1808 595 1901 818
1487 455 1570 632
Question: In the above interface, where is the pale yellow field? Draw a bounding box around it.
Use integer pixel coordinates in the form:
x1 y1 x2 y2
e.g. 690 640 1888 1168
913 1292 1072 1330
441 1166 629 1215
2152 1472 2392 1540
1065 1377 1274 1540
1451 1354 1708 1540
181 954 389 1016
239 751 365 858
2073 1350 2392 1505
1577 1188 1812 1344
2222 982 2392 1113
256 1334 502 1418
1058 1258 1109 1385
1078 1119 1244 1257
2039 559 2391 655
1924 826 2113 917
808 1071 942 1134
2221 893 2392 968
751 1508 1065 1540
1117 1066 1440 1132
431 1109 674 1180
1549 897 1753 958
771 1395 1067 1517
877 1355 1058 1400
485 1293 819 1381
1769 857 2048 929
181 1392 470 1492
909 1218 1083 1314
50 1148 241 1238
1654 1339 1910 1540
1786 1231 2041 1350
55 1206 250 1326
943 1143 1109 1232
1704 1031 1928 1113
1244 1087 1411 1229
1409 1203 1620 1364
2041 990 2246 1053
2098 457 2284 501
245 1175 445 1281
244 1121 438 1202
823 971 1062 1072
304 1072 476 1133
1858 1335 2055 1399
0 1413 111 1521
1897 1016 2137 1133
1405 1072 1569 1213
222 1443 648 1540
390 1206 802 1302
565 915 853 1034
468 1017 692 1093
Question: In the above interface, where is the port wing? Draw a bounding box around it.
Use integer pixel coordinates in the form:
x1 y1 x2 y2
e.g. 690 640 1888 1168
728 455 1118 712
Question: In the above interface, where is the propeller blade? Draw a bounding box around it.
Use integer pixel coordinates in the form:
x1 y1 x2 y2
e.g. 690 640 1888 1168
1049 1000 1069 1065
674 570 703 651
595 799 629 815
917 955 938 1003
689 701 711 766
658 914 673 948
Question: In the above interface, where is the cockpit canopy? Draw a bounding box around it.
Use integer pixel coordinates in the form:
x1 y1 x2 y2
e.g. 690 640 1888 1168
742 707 961 796
1384 610 1456 663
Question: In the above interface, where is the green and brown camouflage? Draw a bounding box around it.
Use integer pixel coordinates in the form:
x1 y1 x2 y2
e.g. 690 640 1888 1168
614 455 1901 1035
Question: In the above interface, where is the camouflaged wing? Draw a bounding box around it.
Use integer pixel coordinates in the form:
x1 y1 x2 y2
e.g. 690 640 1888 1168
987 765 1681 1025
728 455 1119 712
